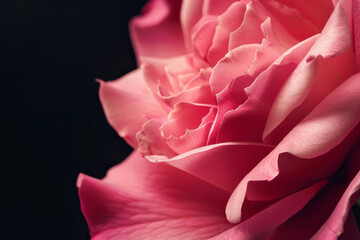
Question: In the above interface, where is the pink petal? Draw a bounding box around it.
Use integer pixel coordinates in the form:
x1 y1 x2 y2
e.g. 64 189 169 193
213 180 327 240
354 0 360 68
312 140 360 239
210 44 259 94
276 0 334 32
130 0 186 62
264 2 355 144
191 16 218 60
160 102 212 139
147 142 273 192
159 84 215 108
260 0 319 40
226 73 360 223
228 1 266 50
202 0 240 16
213 36 316 144
78 151 233 239
180 0 204 52
136 119 176 157
208 74 254 144
99 69 164 147
161 108 216 154
247 17 297 76
269 141 360 239
141 56 193 113
207 1 246 66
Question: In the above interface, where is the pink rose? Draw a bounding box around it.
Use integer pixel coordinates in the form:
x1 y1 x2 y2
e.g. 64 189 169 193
78 0 360 239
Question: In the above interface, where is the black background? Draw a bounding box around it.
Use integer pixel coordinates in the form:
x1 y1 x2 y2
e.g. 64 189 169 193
1 0 147 239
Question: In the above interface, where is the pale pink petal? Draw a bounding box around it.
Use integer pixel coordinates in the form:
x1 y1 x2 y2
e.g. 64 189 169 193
226 73 360 223
78 151 233 239
264 3 355 143
141 56 193 113
160 102 212 138
207 2 246 66
161 108 216 154
162 120 213 154
136 119 176 157
183 68 212 90
99 69 164 147
130 0 186 62
210 44 259 94
213 180 327 240
147 142 273 193
159 84 215 108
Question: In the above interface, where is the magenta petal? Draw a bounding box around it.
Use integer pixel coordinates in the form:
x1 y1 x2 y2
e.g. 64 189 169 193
354 0 360 68
78 151 233 239
99 69 164 147
130 0 186 61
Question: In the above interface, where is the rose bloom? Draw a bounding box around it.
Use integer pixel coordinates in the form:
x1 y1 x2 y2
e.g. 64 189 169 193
78 0 360 239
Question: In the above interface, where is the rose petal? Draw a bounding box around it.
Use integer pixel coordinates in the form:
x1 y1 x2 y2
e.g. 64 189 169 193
228 1 266 50
354 0 360 68
207 1 247 66
276 0 334 32
212 35 316 144
260 0 319 40
180 0 204 52
191 16 218 60
210 44 259 94
213 180 327 239
148 142 273 192
264 2 355 144
78 151 233 239
161 102 212 137
136 119 176 157
99 69 164 147
208 74 254 144
226 73 360 223
130 0 186 62
161 108 216 154
202 0 240 16
269 141 360 239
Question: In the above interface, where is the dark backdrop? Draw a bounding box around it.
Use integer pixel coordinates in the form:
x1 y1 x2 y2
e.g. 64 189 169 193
1 0 147 239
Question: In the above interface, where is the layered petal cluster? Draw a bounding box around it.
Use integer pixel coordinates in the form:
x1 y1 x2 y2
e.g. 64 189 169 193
79 0 360 239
